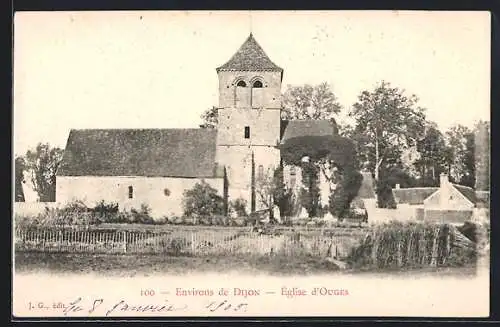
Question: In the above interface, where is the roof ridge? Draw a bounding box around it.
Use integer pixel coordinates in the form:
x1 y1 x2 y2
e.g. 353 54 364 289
451 183 474 190
393 187 439 190
71 127 210 132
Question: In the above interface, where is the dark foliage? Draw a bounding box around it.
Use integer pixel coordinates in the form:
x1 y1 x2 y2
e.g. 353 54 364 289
329 168 363 217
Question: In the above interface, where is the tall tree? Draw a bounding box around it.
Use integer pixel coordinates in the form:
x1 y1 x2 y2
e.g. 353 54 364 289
474 120 490 191
414 121 450 186
14 156 26 202
348 81 426 182
444 124 473 184
199 106 218 129
281 82 342 120
24 143 64 202
460 131 475 188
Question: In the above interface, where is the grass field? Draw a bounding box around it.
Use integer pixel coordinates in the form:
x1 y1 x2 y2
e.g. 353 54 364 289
14 251 479 277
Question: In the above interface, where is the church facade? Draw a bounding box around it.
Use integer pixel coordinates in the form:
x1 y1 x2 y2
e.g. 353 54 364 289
56 34 342 218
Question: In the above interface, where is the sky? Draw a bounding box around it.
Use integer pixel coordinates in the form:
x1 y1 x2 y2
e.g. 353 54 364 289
13 11 491 156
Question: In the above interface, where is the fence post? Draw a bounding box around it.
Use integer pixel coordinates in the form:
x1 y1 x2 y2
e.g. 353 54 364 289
122 231 127 254
430 227 440 267
191 232 195 254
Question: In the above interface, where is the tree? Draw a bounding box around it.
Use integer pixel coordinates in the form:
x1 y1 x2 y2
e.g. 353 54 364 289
199 106 218 129
329 167 363 217
349 81 426 182
460 132 475 188
271 165 295 220
254 165 294 221
24 143 64 202
444 124 474 184
281 82 342 120
279 134 360 217
14 156 26 202
414 122 450 186
182 181 225 218
298 159 321 217
255 168 276 214
474 120 490 191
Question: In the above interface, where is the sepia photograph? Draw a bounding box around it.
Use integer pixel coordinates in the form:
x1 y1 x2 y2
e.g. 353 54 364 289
12 10 491 318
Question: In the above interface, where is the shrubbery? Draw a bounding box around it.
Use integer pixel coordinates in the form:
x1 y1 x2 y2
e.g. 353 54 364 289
346 221 478 270
329 168 363 218
182 181 225 218
14 200 164 228
230 198 248 217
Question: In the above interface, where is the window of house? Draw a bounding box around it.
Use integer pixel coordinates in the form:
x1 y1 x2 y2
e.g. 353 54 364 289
290 166 296 176
252 80 263 88
236 80 247 87
128 186 133 199
258 165 264 180
164 188 171 196
244 126 250 139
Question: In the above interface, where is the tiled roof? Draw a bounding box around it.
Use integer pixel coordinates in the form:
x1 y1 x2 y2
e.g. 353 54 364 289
392 187 439 205
57 128 223 178
452 184 476 204
280 120 338 144
216 34 283 73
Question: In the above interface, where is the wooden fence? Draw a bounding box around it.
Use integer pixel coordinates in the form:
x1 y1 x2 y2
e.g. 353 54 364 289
14 227 364 258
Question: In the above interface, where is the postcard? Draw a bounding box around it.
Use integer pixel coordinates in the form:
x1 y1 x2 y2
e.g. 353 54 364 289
12 10 491 318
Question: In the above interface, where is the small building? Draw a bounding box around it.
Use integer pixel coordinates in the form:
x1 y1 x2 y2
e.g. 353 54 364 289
422 173 476 224
392 173 476 224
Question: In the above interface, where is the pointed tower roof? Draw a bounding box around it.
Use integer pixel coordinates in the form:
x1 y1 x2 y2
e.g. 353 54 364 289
216 33 283 74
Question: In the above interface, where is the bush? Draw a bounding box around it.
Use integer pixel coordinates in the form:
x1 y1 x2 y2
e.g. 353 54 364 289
329 168 363 218
92 200 119 214
182 181 225 217
346 221 477 270
230 198 248 217
299 163 320 218
375 180 397 209
130 204 154 224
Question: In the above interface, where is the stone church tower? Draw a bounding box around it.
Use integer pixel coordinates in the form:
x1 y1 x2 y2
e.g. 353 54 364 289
215 34 283 213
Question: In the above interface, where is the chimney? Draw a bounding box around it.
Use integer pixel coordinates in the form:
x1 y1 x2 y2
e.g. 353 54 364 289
395 184 400 189
439 173 449 187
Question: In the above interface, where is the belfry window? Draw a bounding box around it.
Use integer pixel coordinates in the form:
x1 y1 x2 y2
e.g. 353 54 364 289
128 186 134 199
253 80 263 88
236 80 247 87
244 126 250 139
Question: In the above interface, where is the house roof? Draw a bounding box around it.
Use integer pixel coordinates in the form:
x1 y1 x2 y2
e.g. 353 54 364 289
452 184 476 204
216 34 283 73
280 120 338 144
57 128 223 178
392 187 439 205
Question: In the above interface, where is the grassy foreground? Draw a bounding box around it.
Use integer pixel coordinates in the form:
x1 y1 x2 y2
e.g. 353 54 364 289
14 251 478 277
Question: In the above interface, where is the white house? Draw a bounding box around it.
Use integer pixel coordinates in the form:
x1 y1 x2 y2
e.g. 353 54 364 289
392 173 476 224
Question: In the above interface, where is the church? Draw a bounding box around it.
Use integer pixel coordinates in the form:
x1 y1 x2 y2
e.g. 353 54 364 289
55 34 355 219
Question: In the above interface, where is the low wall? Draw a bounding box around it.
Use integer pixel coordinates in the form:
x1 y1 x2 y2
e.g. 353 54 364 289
425 209 473 224
365 201 418 224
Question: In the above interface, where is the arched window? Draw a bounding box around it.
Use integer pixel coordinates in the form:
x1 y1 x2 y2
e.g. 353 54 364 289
252 80 263 88
128 186 133 199
236 80 247 87
258 165 264 180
